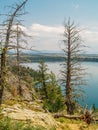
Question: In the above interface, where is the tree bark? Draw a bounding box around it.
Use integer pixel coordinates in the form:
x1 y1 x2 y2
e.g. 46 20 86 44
0 52 5 104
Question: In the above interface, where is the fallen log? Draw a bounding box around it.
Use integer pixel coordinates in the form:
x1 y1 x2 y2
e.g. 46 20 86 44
54 113 81 120
54 113 98 124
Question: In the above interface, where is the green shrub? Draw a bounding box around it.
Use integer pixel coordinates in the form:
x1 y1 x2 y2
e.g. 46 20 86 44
0 116 47 130
0 117 14 130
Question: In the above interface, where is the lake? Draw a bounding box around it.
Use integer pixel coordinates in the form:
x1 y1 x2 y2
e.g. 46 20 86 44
22 62 98 108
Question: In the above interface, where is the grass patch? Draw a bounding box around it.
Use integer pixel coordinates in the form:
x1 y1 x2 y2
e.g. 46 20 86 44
0 116 57 130
56 117 83 124
0 116 47 130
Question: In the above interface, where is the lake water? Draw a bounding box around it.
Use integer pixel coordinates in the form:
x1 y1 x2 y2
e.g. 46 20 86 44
22 62 98 108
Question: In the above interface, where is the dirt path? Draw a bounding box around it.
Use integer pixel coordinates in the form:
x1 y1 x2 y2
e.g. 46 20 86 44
68 124 80 130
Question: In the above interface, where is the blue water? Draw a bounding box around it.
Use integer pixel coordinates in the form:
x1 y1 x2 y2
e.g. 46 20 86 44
81 62 98 108
22 62 98 108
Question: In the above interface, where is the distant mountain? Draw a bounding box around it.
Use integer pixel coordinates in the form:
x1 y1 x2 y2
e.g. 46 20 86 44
8 49 98 54
8 50 98 62
8 50 63 55
8 49 98 55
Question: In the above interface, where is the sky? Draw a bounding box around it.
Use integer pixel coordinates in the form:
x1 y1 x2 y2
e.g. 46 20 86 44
1 0 98 53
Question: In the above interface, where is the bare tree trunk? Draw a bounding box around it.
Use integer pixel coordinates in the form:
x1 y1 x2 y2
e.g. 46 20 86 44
61 18 86 115
54 111 96 125
16 24 22 96
65 28 75 114
0 52 6 104
0 0 28 104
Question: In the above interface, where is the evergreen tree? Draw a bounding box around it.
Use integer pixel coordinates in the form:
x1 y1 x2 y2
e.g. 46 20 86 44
38 61 49 99
37 62 64 112
44 72 64 112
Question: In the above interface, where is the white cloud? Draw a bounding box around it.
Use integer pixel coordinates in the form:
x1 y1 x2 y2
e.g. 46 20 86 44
26 24 64 51
31 23 64 34
82 30 98 43
21 23 98 53
81 28 98 53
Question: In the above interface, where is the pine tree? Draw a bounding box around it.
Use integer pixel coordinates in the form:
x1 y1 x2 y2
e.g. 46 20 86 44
44 71 64 112
38 61 49 99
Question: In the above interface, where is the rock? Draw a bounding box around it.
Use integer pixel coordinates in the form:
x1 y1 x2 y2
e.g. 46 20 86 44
3 71 37 103
2 104 57 129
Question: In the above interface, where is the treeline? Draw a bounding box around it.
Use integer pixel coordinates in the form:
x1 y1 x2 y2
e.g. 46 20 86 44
9 53 98 63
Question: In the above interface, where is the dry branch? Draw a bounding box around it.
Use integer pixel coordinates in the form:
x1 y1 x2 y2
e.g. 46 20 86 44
54 113 98 124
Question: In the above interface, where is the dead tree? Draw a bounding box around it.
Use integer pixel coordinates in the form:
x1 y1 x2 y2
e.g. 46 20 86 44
60 18 86 115
15 23 30 96
0 0 28 104
54 112 93 124
16 24 22 96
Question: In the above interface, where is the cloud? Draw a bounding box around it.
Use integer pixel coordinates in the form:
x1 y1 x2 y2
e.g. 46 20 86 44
31 23 64 34
81 28 98 53
26 24 64 51
20 23 98 53
82 30 98 43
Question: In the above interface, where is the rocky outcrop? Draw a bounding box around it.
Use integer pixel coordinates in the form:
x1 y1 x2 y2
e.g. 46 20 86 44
3 71 37 102
2 104 57 129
